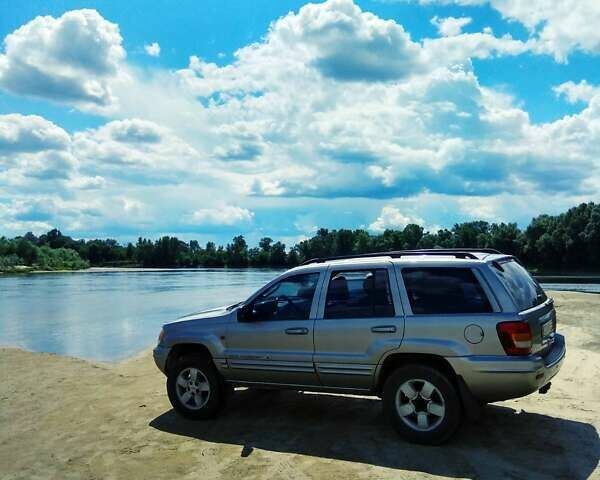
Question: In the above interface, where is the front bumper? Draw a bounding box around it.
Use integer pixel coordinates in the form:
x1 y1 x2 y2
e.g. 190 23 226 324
153 344 170 375
448 333 566 403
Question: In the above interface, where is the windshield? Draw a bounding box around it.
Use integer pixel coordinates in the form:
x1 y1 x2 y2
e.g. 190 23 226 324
493 259 547 311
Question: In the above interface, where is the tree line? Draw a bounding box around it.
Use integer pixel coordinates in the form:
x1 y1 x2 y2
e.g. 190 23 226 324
1 202 599 272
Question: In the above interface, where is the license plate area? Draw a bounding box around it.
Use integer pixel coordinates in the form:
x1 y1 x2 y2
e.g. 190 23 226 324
541 317 555 344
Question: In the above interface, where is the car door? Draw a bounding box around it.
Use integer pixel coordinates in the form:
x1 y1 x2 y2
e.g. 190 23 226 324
224 271 323 386
313 263 405 389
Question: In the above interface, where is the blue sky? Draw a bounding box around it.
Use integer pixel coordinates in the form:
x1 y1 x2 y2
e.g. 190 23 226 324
1 0 599 245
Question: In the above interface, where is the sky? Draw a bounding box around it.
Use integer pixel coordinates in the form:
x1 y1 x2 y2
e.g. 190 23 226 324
1 0 599 246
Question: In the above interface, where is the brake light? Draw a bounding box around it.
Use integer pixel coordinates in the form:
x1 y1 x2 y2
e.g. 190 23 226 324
497 321 532 355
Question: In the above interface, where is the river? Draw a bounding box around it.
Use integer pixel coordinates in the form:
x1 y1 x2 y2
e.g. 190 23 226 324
0 268 597 361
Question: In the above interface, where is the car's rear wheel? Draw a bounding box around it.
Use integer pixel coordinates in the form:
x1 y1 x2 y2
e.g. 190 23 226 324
383 364 461 444
167 354 223 419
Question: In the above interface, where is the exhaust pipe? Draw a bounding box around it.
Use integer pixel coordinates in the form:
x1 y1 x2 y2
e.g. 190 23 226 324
538 382 551 394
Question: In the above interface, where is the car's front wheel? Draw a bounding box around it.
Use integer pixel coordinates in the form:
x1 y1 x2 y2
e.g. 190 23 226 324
383 364 461 444
167 354 224 419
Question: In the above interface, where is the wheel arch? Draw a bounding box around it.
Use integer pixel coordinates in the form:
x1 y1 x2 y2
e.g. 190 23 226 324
166 343 213 375
375 352 482 420
375 352 458 394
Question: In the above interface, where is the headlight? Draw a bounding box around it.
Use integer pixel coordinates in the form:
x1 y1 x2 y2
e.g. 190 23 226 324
157 328 165 345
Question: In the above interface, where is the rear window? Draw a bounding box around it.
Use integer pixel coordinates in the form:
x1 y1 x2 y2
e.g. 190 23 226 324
402 267 493 315
492 259 547 311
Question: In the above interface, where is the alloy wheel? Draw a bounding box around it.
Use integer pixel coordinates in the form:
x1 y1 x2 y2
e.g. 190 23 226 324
175 367 211 410
395 378 446 432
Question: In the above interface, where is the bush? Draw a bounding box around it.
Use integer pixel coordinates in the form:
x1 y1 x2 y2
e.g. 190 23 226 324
35 246 89 270
0 254 25 270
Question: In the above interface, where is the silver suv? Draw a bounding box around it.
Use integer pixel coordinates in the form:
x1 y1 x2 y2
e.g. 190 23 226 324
153 249 565 444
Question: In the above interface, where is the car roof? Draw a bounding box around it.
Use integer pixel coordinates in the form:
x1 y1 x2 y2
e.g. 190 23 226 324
287 250 512 274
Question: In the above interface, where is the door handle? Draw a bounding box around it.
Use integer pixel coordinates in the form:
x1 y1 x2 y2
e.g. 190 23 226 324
285 327 309 335
371 325 397 333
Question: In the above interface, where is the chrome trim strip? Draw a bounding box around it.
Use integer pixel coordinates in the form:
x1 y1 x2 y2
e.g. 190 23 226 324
228 360 315 373
316 363 373 376
229 380 370 392
478 369 538 374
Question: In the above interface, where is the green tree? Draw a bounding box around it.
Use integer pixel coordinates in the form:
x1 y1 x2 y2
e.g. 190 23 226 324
270 241 287 266
226 236 248 267
16 238 38 264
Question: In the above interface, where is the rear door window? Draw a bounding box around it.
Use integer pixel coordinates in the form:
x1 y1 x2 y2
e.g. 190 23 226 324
492 259 547 311
402 267 493 315
324 269 395 319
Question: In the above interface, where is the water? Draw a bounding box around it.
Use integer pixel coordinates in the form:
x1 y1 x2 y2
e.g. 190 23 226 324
0 269 281 361
540 283 600 294
0 269 597 361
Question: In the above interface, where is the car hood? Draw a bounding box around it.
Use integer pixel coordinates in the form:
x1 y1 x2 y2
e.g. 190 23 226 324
169 305 234 324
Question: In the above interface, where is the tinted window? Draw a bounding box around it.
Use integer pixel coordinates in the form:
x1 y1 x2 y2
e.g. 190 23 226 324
493 259 547 311
324 269 395 319
402 268 492 315
252 273 319 321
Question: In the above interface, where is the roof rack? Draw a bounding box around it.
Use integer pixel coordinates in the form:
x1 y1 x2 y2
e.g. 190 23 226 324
300 248 502 266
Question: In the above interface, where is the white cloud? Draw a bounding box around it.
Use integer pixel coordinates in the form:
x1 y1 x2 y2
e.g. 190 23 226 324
369 206 424 232
272 0 425 82
422 30 530 65
72 118 202 180
0 114 77 184
0 196 103 233
0 114 69 153
178 0 426 93
488 0 600 62
65 175 107 190
458 197 501 221
554 80 600 104
191 205 254 226
144 42 160 57
431 16 472 37
0 10 125 111
416 0 600 62
122 197 144 213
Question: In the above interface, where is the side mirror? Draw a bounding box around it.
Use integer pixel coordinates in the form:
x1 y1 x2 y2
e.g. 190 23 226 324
238 299 278 322
252 299 278 318
238 304 254 322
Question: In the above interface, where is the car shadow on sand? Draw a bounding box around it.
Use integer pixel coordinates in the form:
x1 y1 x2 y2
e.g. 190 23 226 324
150 389 599 479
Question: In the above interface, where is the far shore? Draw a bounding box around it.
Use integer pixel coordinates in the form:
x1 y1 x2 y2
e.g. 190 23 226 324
0 265 287 275
3 265 600 278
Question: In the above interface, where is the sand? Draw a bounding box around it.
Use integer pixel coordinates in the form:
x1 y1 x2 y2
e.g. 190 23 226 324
1 291 599 480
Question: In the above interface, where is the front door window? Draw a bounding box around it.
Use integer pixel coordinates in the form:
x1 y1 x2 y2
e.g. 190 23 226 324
251 273 320 321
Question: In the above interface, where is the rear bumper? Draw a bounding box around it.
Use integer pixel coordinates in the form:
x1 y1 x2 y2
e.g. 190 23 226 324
447 333 566 403
153 344 170 375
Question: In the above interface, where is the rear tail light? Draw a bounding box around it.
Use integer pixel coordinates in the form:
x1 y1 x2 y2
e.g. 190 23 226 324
497 321 532 355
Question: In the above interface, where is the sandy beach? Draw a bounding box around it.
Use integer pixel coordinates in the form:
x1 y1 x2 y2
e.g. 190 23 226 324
1 290 599 480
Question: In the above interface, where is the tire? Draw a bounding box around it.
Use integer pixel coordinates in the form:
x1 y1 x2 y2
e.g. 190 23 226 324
167 354 224 420
383 364 461 445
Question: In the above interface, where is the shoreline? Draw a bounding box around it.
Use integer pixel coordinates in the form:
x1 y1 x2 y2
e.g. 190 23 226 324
0 265 286 275
0 343 154 365
3 265 600 275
